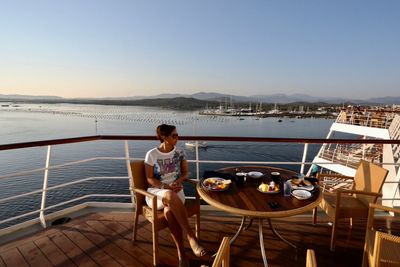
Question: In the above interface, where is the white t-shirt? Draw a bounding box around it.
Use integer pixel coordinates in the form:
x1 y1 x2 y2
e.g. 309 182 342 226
144 146 187 185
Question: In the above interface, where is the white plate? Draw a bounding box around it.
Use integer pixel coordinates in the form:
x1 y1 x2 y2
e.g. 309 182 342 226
247 171 263 178
201 177 230 191
291 189 312 200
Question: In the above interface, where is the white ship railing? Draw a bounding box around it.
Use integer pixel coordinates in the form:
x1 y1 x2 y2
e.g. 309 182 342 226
335 109 397 129
0 135 400 235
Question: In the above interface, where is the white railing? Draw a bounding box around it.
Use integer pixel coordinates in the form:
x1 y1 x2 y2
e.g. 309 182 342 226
0 136 399 232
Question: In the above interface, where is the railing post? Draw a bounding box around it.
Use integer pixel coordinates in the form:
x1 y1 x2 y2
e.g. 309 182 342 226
39 145 52 228
300 143 308 175
195 141 200 180
124 140 135 205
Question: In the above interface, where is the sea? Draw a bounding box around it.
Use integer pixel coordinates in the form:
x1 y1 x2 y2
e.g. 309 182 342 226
0 103 334 227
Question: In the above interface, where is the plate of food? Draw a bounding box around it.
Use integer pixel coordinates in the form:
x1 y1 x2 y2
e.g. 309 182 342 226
291 189 312 200
290 178 314 191
201 177 231 191
257 181 280 194
247 171 263 179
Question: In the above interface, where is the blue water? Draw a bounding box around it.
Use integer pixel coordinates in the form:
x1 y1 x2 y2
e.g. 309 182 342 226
0 103 333 226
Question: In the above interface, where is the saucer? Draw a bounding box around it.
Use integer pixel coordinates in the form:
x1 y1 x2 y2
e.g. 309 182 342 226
247 171 263 178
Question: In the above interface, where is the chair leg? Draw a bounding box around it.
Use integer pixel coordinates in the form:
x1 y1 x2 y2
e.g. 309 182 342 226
312 207 317 225
195 212 200 240
361 241 369 267
132 210 140 242
330 218 338 251
152 222 158 266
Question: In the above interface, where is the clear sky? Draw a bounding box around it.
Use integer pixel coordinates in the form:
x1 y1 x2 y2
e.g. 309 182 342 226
1 0 399 99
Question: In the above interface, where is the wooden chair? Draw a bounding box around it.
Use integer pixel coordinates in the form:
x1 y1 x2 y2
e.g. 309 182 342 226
362 203 400 267
129 160 200 266
313 160 389 251
306 249 317 267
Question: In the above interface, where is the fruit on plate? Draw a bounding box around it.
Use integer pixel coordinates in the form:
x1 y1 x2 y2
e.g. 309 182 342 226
258 182 279 192
258 183 270 192
203 178 231 190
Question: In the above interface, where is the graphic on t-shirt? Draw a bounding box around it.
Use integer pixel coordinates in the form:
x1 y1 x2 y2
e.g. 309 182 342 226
153 150 185 183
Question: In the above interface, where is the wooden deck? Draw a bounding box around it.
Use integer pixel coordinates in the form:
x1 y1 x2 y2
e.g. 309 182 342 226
0 210 397 267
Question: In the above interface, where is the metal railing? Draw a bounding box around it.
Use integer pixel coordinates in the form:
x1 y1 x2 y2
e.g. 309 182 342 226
0 135 400 231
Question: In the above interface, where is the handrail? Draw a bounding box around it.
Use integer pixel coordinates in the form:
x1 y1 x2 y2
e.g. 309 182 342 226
1 135 400 230
2 135 400 151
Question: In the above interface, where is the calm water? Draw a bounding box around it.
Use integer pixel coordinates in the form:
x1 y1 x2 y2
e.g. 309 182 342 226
0 103 333 226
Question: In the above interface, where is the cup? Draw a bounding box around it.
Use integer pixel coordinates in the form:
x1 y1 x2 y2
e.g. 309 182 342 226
271 172 281 184
235 171 246 187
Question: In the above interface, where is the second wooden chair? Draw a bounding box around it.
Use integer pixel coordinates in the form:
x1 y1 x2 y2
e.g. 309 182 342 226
313 160 389 251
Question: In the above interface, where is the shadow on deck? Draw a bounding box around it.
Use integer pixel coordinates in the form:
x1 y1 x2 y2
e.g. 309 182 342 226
0 210 396 267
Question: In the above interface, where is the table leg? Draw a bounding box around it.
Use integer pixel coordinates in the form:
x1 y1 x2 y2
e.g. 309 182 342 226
244 218 253 230
259 218 268 267
267 218 297 249
213 216 247 258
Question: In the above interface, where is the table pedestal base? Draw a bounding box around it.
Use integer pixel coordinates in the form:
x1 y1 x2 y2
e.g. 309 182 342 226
229 217 297 267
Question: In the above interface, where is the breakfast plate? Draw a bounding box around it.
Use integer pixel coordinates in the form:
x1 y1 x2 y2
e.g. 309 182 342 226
291 189 312 200
247 171 263 178
201 177 231 191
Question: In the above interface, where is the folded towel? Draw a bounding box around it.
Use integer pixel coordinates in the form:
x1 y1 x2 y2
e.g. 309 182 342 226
202 170 234 180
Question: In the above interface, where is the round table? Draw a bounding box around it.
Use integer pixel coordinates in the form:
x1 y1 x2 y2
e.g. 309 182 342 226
197 166 322 267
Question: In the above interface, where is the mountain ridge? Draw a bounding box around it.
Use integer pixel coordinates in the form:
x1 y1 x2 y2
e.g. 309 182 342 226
1 92 400 104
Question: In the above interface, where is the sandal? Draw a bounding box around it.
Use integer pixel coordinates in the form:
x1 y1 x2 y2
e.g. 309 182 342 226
189 239 207 257
179 258 190 267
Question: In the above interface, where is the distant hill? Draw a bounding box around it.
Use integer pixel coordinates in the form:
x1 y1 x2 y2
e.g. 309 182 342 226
0 96 217 111
367 96 400 105
1 92 400 105
0 94 62 100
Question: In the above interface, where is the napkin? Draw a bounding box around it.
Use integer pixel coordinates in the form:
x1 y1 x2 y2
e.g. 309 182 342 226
202 170 234 180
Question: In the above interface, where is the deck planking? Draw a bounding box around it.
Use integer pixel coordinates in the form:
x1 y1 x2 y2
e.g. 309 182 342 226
0 210 398 267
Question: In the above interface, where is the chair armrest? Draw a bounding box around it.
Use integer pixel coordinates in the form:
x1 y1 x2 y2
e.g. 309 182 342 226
129 187 157 199
317 173 354 180
369 203 400 214
183 178 199 186
336 189 382 198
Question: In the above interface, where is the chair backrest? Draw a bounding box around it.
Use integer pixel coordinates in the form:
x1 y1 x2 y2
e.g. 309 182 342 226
306 249 317 267
212 237 231 267
130 160 149 209
364 204 400 267
353 160 389 206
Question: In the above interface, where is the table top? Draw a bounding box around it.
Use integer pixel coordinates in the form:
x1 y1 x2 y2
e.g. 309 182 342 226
197 165 322 218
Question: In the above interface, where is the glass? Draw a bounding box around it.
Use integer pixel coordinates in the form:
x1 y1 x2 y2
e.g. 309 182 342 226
284 180 292 196
271 171 281 184
171 133 179 139
235 168 246 186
